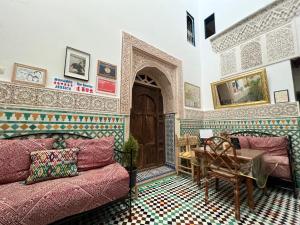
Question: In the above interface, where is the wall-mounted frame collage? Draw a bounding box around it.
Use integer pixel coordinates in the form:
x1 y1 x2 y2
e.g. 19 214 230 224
10 46 117 96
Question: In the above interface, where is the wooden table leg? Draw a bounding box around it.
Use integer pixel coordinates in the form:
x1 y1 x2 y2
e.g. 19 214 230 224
196 165 201 185
246 177 254 211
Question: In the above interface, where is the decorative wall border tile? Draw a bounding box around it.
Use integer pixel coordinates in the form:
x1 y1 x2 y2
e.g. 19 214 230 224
185 102 299 120
211 0 300 53
0 106 125 151
165 113 175 167
0 81 119 114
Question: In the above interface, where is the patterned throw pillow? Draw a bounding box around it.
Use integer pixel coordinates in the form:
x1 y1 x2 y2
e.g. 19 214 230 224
25 148 79 185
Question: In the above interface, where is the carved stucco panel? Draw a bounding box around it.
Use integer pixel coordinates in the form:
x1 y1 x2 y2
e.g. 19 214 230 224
241 39 263 70
266 24 296 62
211 0 300 53
120 32 183 118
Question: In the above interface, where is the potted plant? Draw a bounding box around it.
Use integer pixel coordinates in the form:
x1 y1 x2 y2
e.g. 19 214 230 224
123 134 139 188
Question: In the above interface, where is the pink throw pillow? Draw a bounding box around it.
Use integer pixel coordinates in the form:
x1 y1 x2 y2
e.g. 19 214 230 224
65 136 115 171
0 138 55 184
247 136 288 156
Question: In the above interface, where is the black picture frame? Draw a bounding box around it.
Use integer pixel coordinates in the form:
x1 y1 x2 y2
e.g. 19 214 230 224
274 89 289 103
64 47 90 81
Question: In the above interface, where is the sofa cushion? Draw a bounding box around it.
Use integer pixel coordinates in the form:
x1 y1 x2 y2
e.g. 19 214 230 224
25 148 79 185
0 138 56 184
262 155 291 180
236 136 250 149
0 163 129 225
65 136 115 171
247 136 288 156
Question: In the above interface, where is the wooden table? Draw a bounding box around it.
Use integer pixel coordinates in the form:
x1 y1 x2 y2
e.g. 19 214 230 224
192 147 265 210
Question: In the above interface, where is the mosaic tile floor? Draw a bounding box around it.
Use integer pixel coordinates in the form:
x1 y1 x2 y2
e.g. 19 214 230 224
55 175 300 225
137 165 176 184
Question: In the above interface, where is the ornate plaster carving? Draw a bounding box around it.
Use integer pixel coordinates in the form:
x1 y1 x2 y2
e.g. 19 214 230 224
0 81 119 113
120 32 183 117
266 24 296 62
220 48 237 76
241 39 263 70
211 0 300 53
202 102 299 120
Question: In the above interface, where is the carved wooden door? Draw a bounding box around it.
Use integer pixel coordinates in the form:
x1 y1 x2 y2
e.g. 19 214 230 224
130 83 165 169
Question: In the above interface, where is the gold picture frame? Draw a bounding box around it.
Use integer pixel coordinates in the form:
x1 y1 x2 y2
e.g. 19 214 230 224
211 68 270 109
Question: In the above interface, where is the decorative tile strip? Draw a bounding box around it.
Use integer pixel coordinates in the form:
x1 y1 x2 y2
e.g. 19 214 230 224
165 113 175 166
210 0 300 53
0 106 125 151
203 102 299 120
0 81 119 114
185 109 204 120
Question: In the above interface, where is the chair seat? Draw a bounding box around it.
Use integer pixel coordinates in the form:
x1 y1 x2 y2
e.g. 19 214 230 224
210 164 236 178
179 151 192 158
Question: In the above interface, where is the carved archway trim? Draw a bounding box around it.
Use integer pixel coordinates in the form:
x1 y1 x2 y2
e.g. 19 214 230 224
120 32 184 118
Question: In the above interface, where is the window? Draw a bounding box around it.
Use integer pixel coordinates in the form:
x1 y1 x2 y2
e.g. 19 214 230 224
204 13 215 39
187 12 195 46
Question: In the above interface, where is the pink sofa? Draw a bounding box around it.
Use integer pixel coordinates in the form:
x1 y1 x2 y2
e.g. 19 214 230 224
238 136 291 180
231 131 297 198
0 136 130 225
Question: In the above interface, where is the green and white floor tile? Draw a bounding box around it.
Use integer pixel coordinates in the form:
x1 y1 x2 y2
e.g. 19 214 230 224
55 175 300 225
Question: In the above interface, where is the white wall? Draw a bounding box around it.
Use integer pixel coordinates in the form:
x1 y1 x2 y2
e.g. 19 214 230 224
0 0 202 99
198 0 299 110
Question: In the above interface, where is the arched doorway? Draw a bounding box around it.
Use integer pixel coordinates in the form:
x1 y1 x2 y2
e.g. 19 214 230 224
130 73 165 169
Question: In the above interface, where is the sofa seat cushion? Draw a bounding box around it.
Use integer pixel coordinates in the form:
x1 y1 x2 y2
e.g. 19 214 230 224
0 163 129 225
247 136 289 156
66 136 115 171
0 138 56 184
263 155 291 180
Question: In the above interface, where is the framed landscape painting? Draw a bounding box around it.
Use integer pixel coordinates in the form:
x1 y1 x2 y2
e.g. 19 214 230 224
12 63 47 87
184 82 201 108
211 68 270 109
64 47 90 81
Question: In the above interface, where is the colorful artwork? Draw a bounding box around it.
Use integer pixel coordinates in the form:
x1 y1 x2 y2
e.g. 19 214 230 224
97 61 117 80
75 82 94 94
12 63 47 87
53 78 73 91
64 47 90 81
184 82 201 108
211 68 270 109
96 77 116 94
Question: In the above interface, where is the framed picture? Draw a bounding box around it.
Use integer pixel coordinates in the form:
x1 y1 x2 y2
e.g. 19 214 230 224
96 77 116 94
97 60 117 80
12 63 47 87
274 89 289 103
184 82 201 108
64 47 90 81
211 68 270 109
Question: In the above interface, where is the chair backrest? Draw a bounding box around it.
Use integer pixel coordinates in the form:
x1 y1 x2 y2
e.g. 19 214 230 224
204 136 240 175
187 135 199 150
176 135 188 151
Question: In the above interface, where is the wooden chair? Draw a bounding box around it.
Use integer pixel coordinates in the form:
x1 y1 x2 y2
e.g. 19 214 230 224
176 135 195 180
187 135 202 183
204 136 242 220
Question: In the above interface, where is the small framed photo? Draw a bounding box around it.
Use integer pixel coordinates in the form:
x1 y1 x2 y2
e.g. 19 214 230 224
96 77 116 95
274 89 289 103
12 63 47 87
64 47 90 81
97 60 117 80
